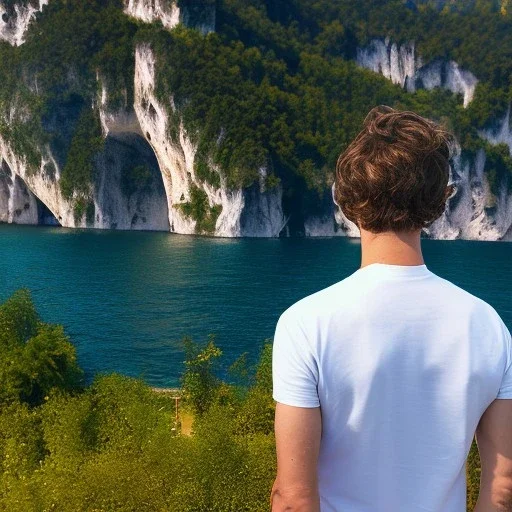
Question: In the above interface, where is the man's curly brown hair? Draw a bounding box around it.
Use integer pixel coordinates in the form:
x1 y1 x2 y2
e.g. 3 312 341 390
333 105 456 233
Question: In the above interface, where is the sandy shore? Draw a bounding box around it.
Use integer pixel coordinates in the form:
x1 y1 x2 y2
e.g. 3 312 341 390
150 387 182 395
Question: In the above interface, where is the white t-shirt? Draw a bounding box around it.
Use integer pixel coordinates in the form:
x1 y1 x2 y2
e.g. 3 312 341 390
272 262 512 512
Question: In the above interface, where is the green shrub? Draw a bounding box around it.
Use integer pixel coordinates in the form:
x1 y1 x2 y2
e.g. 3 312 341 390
174 184 223 235
60 106 104 203
180 334 223 415
0 289 85 407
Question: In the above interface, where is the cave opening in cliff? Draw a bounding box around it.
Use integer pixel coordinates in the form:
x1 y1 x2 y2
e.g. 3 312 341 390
95 132 169 231
36 198 60 226
0 159 60 226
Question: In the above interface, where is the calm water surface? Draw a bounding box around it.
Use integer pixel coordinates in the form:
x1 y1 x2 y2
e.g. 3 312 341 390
1 224 511 387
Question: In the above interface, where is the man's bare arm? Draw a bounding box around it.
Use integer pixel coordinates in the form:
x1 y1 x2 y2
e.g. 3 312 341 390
474 399 512 512
270 402 322 512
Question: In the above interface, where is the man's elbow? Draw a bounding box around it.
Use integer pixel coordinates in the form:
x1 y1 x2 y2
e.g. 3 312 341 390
270 481 320 512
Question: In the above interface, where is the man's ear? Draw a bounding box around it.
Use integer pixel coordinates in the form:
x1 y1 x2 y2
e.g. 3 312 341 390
445 183 456 200
331 182 339 207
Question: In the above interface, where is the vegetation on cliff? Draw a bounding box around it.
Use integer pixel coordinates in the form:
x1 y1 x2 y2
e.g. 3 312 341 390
0 0 510 230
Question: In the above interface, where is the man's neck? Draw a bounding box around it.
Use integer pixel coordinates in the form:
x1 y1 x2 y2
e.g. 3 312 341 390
359 226 424 269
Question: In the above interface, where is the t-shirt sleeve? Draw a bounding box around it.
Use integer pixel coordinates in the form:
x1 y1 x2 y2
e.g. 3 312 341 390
272 309 320 408
496 318 512 399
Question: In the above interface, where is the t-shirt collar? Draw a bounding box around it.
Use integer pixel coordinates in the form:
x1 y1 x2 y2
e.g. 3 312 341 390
356 262 432 277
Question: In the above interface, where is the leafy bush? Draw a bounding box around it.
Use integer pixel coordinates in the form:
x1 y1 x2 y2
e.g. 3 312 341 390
0 289 84 407
174 184 223 235
181 333 223 415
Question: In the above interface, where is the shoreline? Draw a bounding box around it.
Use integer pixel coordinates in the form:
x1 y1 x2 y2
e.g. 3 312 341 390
151 387 182 395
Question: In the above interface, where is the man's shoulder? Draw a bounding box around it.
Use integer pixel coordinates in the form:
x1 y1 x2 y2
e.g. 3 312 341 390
430 273 507 332
279 271 361 323
432 273 497 310
280 269 502 327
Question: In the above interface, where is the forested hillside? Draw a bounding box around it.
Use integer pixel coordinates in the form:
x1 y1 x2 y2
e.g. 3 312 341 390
0 0 511 238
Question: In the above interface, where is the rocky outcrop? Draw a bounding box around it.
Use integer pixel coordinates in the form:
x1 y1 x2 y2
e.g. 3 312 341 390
133 43 284 236
0 89 170 231
0 136 78 226
123 0 215 34
351 36 511 240
91 133 170 231
0 0 48 46
420 101 512 241
95 76 169 231
356 36 478 107
123 0 180 31
329 128 512 242
425 142 512 241
0 157 59 225
0 158 39 223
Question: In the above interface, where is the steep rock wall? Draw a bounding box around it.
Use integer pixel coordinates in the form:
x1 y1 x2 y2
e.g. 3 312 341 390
0 0 48 46
123 0 215 34
123 0 180 31
356 36 478 107
92 133 170 231
349 36 511 240
329 117 512 241
0 136 79 226
425 140 512 241
0 158 39 223
133 43 285 237
0 96 170 231
0 2 510 240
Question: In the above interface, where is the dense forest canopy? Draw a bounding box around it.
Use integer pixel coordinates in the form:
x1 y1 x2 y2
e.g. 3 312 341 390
0 0 510 227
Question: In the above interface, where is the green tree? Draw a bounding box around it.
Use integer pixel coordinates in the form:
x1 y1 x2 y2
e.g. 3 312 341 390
0 289 85 407
180 334 223 415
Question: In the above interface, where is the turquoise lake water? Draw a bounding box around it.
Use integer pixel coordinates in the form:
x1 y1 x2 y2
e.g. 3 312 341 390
1 224 511 387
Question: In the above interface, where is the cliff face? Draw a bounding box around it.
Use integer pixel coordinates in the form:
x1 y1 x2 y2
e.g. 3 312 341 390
356 36 478 107
123 0 180 30
0 125 170 230
132 43 285 236
0 158 39 224
353 36 512 241
328 133 512 242
0 0 47 46
0 1 510 240
423 140 512 242
123 0 215 34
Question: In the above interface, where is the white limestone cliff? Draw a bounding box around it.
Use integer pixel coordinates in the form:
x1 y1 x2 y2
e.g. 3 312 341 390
0 135 78 226
0 158 39 223
123 0 215 34
0 2 510 240
133 43 285 236
123 0 180 31
356 36 478 107
0 0 48 46
424 144 512 241
0 80 170 231
331 114 512 241
421 103 512 241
